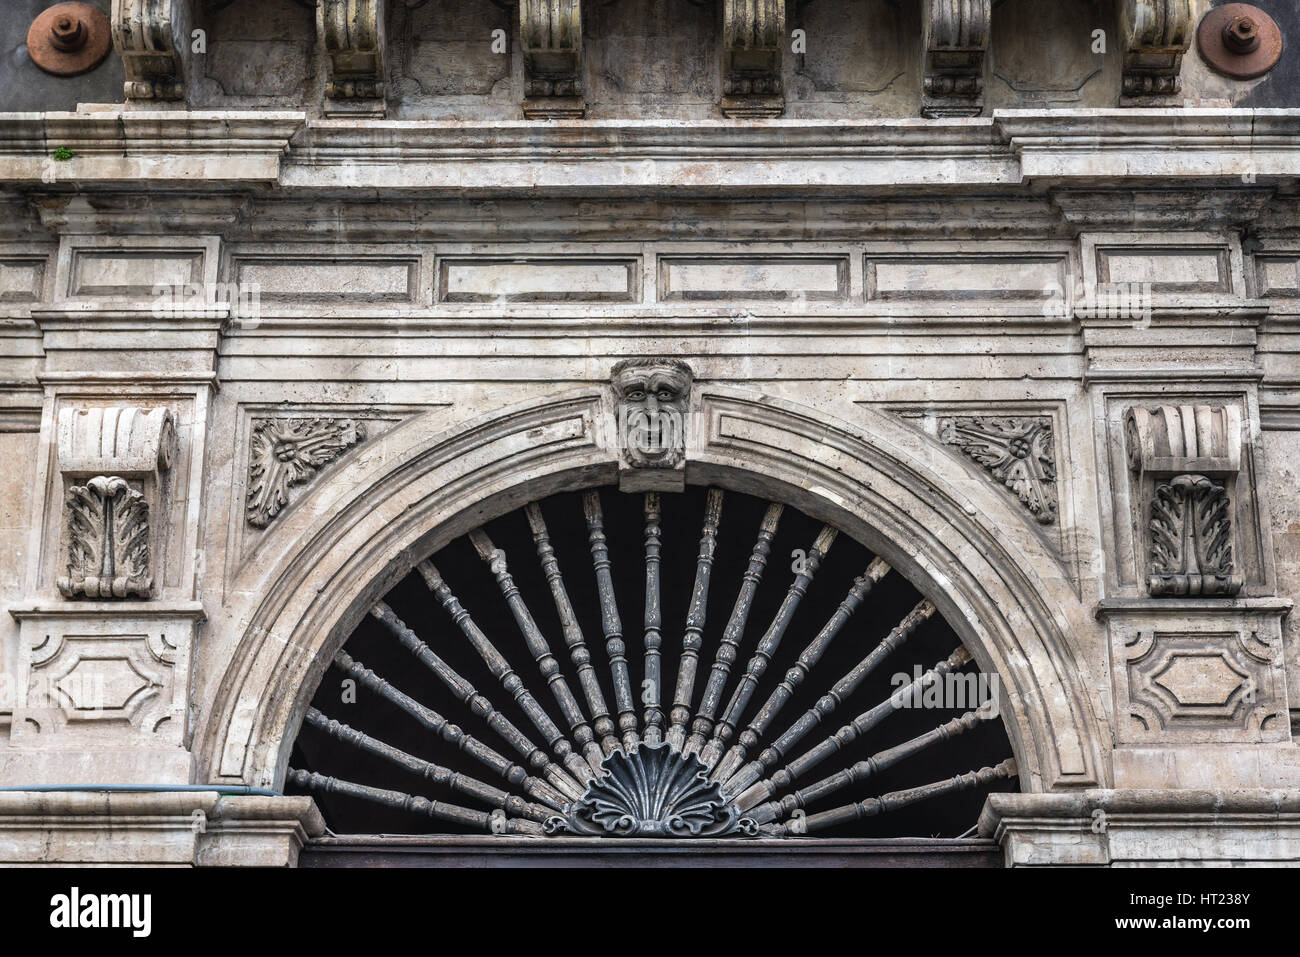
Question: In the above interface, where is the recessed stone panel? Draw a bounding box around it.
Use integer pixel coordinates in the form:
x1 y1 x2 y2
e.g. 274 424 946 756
68 250 203 298
439 258 640 303
1256 255 1300 298
866 255 1065 300
235 257 420 303
1096 246 1231 293
0 259 44 303
659 257 849 301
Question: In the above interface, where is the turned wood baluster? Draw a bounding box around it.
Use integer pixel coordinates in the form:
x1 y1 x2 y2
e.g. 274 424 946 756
762 758 1017 836
721 597 936 797
303 708 554 823
332 649 567 810
288 768 546 835
373 598 587 800
526 501 620 756
732 647 973 804
743 709 991 821
685 502 782 756
666 488 725 751
583 490 640 750
641 493 666 746
714 558 889 787
469 528 604 774
701 525 837 775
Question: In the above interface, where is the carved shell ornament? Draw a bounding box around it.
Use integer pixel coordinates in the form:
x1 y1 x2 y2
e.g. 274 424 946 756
545 743 759 837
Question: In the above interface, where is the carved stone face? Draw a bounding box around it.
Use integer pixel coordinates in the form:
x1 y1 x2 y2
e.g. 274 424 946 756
612 359 693 469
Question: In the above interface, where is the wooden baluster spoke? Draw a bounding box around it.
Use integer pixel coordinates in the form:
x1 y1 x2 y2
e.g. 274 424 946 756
701 525 837 776
469 528 604 774
332 650 566 810
685 502 782 756
715 558 890 791
641 493 666 746
743 709 992 822
526 501 620 756
288 768 545 835
761 759 1018 837
666 487 725 751
373 598 587 801
732 647 973 805
722 598 936 797
583 490 640 751
303 708 554 823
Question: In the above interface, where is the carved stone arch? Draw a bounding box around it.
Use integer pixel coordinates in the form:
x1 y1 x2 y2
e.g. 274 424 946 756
198 386 1107 797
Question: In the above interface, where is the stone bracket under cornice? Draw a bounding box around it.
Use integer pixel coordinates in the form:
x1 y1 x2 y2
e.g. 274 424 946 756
319 0 387 117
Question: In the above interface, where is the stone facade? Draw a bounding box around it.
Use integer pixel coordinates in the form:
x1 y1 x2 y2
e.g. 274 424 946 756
0 0 1298 866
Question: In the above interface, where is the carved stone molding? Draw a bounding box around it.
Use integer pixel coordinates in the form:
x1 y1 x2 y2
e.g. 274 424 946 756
521 0 584 119
922 0 990 118
1118 627 1287 743
721 0 785 118
246 417 367 528
110 0 185 101
1121 0 1192 99
319 0 387 114
55 406 176 601
939 416 1057 525
611 358 692 493
1126 404 1243 598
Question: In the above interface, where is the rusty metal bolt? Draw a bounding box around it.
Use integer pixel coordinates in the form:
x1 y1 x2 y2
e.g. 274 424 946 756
1223 15 1261 55
49 14 87 52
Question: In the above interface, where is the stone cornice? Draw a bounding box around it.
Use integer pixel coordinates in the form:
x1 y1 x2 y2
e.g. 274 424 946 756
0 108 1295 193
0 111 304 184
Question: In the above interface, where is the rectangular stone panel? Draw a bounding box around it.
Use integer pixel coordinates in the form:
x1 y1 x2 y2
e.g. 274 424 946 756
0 259 44 303
236 257 420 303
658 257 849 301
865 255 1065 300
1096 246 1231 293
439 258 639 303
1255 255 1300 298
68 249 202 298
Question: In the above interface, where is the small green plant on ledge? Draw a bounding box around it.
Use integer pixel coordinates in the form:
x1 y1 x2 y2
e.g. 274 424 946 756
52 147 74 161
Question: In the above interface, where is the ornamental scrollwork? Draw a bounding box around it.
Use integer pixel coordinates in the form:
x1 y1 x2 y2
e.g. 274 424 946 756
246 417 367 528
544 743 759 837
939 416 1058 525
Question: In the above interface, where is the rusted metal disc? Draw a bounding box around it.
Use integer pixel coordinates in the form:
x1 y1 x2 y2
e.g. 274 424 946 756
1198 3 1284 80
27 2 112 77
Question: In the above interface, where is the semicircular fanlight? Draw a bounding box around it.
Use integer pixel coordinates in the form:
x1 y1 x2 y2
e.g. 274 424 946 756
288 484 1018 840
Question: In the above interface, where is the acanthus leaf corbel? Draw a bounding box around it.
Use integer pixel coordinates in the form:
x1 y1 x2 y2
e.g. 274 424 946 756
110 0 187 102
721 0 785 118
55 406 177 600
922 0 990 118
1126 404 1244 598
1121 0 1192 100
521 0 585 119
319 0 388 116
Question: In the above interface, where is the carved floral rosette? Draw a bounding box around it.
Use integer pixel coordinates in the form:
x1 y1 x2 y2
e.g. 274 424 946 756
246 417 367 528
545 743 759 838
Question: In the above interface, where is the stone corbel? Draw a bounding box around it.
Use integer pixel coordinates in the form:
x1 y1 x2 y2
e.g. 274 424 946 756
1126 404 1243 598
611 358 693 493
55 406 176 600
1121 0 1192 100
110 0 187 101
721 0 785 118
521 0 585 119
319 0 387 116
922 0 990 118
